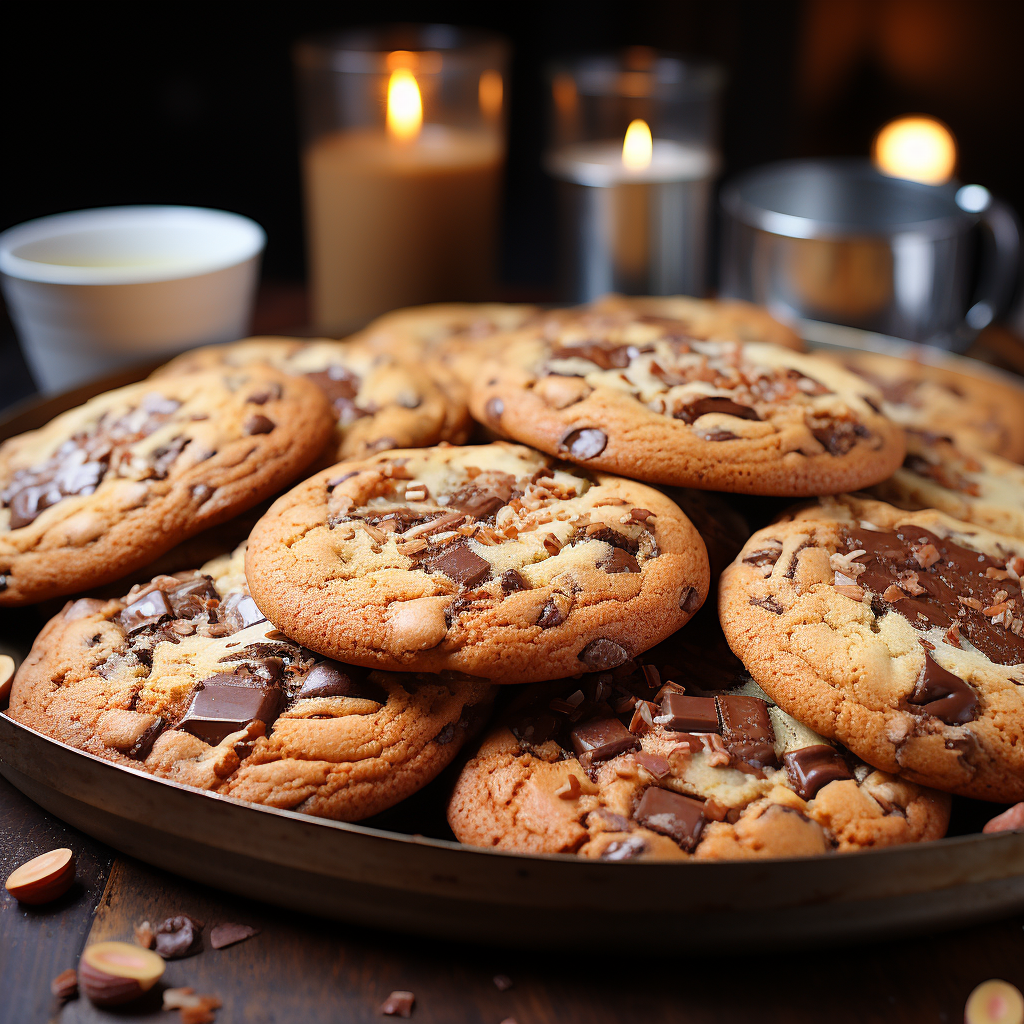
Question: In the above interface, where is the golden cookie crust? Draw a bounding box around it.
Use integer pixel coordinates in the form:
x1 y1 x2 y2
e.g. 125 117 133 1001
448 642 948 861
245 442 710 684
456 309 905 495
0 368 332 606
8 544 495 822
822 349 1024 462
156 336 469 461
720 495 1024 801
873 430 1024 541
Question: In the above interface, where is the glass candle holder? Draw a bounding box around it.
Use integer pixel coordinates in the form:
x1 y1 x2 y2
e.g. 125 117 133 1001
294 25 509 333
546 50 723 301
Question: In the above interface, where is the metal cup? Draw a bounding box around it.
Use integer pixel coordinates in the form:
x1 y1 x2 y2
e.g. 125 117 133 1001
719 159 1021 351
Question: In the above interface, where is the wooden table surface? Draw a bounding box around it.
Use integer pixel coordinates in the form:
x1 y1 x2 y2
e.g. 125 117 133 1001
3 293 1024 1022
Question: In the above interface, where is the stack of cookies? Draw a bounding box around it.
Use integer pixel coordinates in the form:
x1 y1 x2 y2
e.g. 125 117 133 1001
4 295 1024 863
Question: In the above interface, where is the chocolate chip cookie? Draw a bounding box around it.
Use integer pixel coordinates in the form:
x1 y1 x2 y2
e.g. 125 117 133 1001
0 369 332 606
720 495 1024 801
157 336 469 461
457 309 905 494
245 442 710 684
873 430 1024 542
8 544 495 821
588 293 805 350
823 348 1024 462
447 630 949 860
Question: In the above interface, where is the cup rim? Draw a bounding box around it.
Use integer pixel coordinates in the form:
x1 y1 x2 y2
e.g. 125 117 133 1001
0 205 266 286
720 158 971 240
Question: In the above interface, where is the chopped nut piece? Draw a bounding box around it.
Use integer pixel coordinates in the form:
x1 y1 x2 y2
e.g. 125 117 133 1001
628 700 657 735
133 920 155 949
882 585 905 603
51 968 78 1000
913 543 940 568
959 596 984 611
380 990 415 1017
834 584 866 600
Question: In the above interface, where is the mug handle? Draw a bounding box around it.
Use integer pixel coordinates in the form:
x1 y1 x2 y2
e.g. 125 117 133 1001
960 188 1021 332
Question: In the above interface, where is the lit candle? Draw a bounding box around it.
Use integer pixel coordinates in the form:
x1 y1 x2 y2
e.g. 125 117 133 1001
546 119 718 298
297 35 507 333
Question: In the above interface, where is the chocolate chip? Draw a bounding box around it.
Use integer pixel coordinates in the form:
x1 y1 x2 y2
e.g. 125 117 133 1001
583 526 638 553
154 915 203 959
676 397 761 424
601 835 648 861
560 427 607 460
812 423 858 455
743 549 782 568
219 593 267 631
326 470 359 491
783 744 854 799
536 598 566 629
247 383 283 404
167 575 219 618
633 787 706 851
433 722 456 745
570 717 639 762
679 586 702 612
127 717 165 761
425 541 492 588
577 638 629 671
297 661 387 703
244 414 275 435
306 366 360 405
551 342 632 370
749 595 783 614
500 569 530 594
177 675 283 745
907 653 978 725
191 483 214 502
598 548 640 573
659 693 719 732
484 397 504 425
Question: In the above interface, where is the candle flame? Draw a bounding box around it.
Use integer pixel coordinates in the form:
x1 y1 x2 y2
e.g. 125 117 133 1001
873 116 956 185
479 70 503 119
387 67 422 143
622 119 653 171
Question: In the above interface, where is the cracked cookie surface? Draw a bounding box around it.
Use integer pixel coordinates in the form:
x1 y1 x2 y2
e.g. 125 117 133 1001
872 430 1024 541
244 442 710 684
157 335 469 461
0 368 332 605
720 495 1024 801
8 544 495 821
822 348 1024 462
454 307 905 494
447 628 949 860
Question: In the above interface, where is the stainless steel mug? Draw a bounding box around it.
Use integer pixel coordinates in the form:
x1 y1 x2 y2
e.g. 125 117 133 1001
719 159 1020 351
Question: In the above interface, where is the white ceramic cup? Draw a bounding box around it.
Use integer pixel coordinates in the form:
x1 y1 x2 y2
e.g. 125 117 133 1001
0 206 266 393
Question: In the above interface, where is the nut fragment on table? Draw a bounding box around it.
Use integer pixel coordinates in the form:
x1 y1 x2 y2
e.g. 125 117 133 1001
78 941 165 1006
133 919 156 948
379 990 416 1017
964 979 1024 1024
209 922 260 949
4 847 75 904
164 987 223 1023
154 914 204 959
50 968 78 1000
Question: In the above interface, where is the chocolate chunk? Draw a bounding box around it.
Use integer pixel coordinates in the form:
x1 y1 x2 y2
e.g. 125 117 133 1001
209 923 260 949
633 787 706 851
127 717 165 761
177 675 283 745
433 722 456 745
676 397 761 424
425 541 492 588
154 915 203 959
219 592 267 631
679 586 702 612
704 429 739 441
578 638 629 671
149 436 189 478
120 590 174 633
908 653 978 724
749 595 783 614
500 569 530 594
812 423 859 455
247 382 283 404
484 397 504 425
743 548 782 568
306 366 360 407
445 475 514 520
598 548 640 573
634 751 672 778
297 661 387 703
536 598 566 628
584 526 638 553
243 414 275 435
783 744 854 799
659 693 720 732
601 835 648 861
570 717 639 762
717 694 778 769
167 575 219 618
561 427 607 460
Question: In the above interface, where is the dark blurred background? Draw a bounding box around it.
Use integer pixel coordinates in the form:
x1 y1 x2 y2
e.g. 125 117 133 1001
3 0 1022 307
